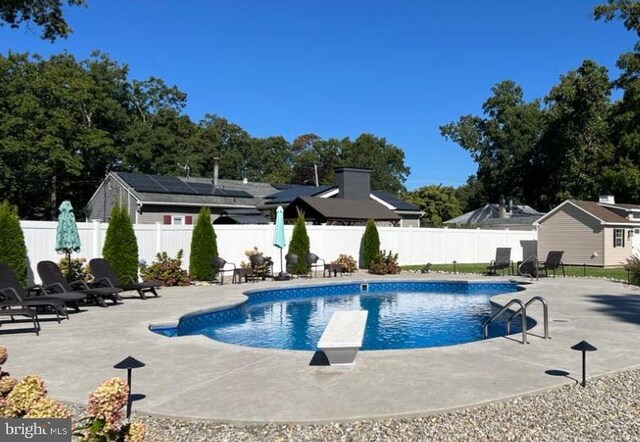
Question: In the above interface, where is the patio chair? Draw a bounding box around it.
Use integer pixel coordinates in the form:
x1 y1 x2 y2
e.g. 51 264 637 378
89 258 160 299
538 251 565 278
37 260 121 308
0 263 67 322
285 253 301 278
211 256 236 285
305 253 325 278
249 255 273 281
486 247 512 276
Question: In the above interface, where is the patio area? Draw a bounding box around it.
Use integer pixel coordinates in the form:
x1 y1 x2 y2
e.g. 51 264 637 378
2 272 640 423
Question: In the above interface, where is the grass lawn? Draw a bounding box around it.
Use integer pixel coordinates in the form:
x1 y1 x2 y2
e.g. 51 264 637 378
401 263 629 281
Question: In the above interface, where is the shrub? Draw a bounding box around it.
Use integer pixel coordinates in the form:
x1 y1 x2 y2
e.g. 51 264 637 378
361 219 380 269
625 256 640 286
288 212 310 275
102 204 139 280
189 207 218 281
140 250 190 286
0 201 28 286
368 250 401 275
57 257 90 282
332 254 357 273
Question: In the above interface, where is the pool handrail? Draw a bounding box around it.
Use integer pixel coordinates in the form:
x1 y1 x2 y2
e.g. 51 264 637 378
506 296 549 340
483 299 528 344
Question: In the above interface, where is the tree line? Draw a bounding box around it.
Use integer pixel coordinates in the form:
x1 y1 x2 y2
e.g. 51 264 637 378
0 51 409 219
440 0 640 215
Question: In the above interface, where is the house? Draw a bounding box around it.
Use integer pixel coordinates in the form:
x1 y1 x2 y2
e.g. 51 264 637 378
263 167 423 227
85 166 421 226
85 169 276 225
443 202 543 231
535 195 640 267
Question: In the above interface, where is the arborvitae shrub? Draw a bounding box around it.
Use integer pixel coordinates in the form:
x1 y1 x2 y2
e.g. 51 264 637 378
361 219 380 269
288 212 310 275
189 207 218 280
0 201 28 285
102 204 139 280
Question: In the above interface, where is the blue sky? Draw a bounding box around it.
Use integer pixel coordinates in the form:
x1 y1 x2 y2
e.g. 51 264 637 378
0 1 636 189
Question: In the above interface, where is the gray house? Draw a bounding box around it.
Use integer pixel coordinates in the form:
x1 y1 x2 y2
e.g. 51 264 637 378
85 172 276 225
535 196 640 267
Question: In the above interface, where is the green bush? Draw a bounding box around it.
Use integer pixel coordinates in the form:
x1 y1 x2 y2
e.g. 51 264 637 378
361 219 380 269
625 256 640 286
288 212 310 275
368 250 401 275
57 257 90 282
189 207 218 280
102 204 139 280
140 250 190 286
0 201 28 286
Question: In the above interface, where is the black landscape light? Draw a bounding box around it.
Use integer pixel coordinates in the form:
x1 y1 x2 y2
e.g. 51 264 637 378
453 261 457 273
571 341 597 387
114 356 146 418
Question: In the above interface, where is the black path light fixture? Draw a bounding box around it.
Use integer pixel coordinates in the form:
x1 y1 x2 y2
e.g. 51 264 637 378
114 356 146 418
571 341 597 387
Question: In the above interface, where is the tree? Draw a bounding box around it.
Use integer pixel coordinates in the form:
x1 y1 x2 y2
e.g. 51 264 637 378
288 212 310 275
0 201 28 285
404 185 463 227
361 219 380 269
101 204 139 280
454 176 486 214
189 207 218 281
440 81 545 207
0 0 87 41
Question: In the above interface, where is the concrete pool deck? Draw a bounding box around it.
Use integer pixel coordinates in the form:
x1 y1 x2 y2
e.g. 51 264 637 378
2 272 640 423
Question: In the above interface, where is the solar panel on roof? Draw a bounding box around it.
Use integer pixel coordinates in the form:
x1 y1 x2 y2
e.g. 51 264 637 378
188 182 214 195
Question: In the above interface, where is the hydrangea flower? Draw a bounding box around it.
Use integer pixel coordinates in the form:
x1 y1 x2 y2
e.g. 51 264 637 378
24 397 71 419
0 346 7 365
125 422 146 442
5 375 46 416
86 377 129 431
0 377 18 395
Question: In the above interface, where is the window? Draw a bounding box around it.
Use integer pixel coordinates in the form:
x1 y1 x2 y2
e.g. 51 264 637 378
173 216 183 226
614 228 625 248
163 215 192 225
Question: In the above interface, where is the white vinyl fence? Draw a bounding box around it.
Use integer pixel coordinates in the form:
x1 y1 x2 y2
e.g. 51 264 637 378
20 221 537 283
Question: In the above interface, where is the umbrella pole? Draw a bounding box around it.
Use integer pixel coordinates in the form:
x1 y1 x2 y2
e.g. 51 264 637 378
280 248 283 275
66 250 71 281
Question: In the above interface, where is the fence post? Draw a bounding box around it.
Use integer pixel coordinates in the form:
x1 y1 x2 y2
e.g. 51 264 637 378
156 222 162 255
442 227 448 264
476 228 480 263
92 220 101 259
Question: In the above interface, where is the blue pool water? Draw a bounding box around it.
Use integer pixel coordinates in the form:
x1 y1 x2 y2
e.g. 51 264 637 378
151 281 527 350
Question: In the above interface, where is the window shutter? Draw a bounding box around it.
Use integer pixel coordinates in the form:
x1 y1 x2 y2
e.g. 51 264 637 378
163 215 171 225
623 230 626 248
185 216 193 225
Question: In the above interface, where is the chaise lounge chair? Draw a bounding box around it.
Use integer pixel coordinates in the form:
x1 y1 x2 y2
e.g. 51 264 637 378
486 247 512 276
89 258 160 299
0 263 67 323
37 260 121 308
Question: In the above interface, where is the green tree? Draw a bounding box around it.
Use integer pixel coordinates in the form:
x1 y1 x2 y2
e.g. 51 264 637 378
288 212 310 275
189 207 218 281
440 81 545 207
0 201 28 285
404 185 462 227
361 219 380 269
102 204 139 280
0 0 86 41
454 176 486 213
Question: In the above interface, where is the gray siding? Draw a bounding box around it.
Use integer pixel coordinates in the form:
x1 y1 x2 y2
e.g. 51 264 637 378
85 175 137 222
137 205 203 225
603 227 633 266
538 204 604 266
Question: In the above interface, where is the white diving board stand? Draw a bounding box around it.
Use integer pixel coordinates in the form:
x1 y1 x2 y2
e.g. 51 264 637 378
318 310 368 366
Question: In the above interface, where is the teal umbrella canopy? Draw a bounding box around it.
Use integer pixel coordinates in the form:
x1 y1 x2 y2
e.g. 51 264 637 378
55 200 81 254
273 206 286 249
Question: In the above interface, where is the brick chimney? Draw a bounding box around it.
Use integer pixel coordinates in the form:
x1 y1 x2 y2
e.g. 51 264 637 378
335 167 371 200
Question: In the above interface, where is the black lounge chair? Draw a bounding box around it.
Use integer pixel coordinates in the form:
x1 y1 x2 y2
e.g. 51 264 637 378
0 305 40 335
211 257 236 285
305 253 325 278
0 263 66 323
89 258 160 299
37 260 120 308
486 247 512 276
538 251 565 278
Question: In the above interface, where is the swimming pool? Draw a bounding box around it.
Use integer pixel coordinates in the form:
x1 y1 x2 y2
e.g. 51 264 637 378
151 281 527 350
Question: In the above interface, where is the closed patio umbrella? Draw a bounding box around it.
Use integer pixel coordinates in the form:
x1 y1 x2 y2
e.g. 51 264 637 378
55 200 81 280
273 206 289 281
